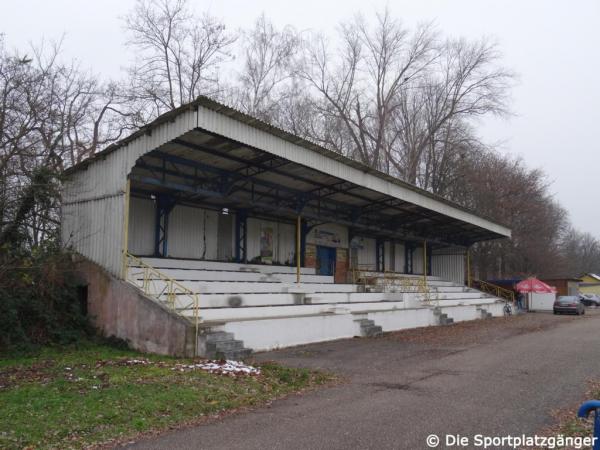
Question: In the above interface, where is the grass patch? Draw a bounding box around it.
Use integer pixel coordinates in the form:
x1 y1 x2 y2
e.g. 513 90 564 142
0 342 335 449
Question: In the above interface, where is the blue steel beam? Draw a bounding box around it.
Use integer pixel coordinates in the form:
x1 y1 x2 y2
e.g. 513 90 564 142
130 174 463 246
144 149 471 242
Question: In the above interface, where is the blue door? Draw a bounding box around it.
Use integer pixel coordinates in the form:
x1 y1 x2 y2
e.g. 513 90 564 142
316 246 336 276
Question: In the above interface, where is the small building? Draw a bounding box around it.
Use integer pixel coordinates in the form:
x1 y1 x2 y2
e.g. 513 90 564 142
539 277 581 296
579 274 600 296
61 96 511 358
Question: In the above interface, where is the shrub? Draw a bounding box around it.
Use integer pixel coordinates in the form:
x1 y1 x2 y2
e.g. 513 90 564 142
0 244 92 352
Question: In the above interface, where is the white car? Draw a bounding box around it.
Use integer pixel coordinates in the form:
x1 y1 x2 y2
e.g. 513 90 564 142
579 293 600 307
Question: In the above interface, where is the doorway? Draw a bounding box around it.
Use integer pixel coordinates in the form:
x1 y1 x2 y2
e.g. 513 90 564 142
316 246 336 276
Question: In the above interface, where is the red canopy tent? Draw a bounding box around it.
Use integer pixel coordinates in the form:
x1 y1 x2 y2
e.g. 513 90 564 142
515 278 557 294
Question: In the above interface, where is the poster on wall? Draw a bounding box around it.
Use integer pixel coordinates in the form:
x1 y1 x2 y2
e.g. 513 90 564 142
260 226 273 264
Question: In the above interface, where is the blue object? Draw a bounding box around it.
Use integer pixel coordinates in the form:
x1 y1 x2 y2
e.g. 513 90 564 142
577 401 600 450
316 246 336 276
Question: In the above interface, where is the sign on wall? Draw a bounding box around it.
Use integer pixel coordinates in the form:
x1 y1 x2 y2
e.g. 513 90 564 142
307 224 348 248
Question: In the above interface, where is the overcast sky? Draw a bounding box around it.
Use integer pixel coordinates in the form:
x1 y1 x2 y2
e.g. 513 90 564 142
2 0 599 236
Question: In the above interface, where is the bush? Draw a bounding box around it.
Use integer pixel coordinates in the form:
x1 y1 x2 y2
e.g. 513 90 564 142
0 244 92 352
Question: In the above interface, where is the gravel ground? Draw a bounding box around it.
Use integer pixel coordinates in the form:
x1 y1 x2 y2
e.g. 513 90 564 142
125 309 600 450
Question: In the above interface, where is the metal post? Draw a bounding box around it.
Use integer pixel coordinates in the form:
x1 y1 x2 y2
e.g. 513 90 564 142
194 295 199 357
121 178 131 279
423 240 427 290
404 243 412 274
235 210 248 263
376 239 384 273
296 215 301 284
300 221 308 267
154 194 176 257
467 249 472 288
578 401 600 450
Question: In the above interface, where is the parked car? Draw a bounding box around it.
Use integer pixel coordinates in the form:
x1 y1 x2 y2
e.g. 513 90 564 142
579 293 600 307
553 296 585 315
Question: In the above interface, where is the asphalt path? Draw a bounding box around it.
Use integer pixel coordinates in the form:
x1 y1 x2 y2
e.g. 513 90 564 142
125 311 600 449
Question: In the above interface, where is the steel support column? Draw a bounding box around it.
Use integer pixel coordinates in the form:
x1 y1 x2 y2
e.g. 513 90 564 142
235 210 248 263
154 193 177 257
376 238 385 272
404 243 414 274
300 219 309 267
423 240 428 289
427 243 433 276
296 215 301 283
466 248 472 287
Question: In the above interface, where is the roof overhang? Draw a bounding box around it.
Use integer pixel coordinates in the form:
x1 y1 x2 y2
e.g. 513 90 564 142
67 96 511 247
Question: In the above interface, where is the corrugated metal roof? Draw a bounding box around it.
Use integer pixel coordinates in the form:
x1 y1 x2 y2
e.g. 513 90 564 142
65 95 511 245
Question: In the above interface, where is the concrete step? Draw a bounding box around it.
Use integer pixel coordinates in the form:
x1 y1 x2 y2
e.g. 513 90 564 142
199 330 252 360
363 325 383 337
139 257 317 275
357 318 383 337
167 292 392 309
379 279 458 287
219 348 252 360
432 306 454 326
180 300 412 321
205 331 234 342
129 267 333 284
442 317 454 325
145 279 358 294
358 272 443 282
207 339 245 353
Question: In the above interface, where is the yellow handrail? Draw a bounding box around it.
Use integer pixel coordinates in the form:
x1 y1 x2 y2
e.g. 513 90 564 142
124 252 200 355
474 279 515 303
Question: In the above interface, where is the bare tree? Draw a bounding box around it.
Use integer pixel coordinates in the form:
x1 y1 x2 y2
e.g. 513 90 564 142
451 150 569 279
297 9 438 168
233 14 299 121
0 38 131 249
391 37 513 185
560 228 600 276
124 0 236 121
296 9 513 187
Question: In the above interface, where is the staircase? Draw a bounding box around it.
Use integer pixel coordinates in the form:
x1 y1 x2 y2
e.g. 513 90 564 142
357 319 383 337
478 307 493 319
433 307 455 326
202 331 252 360
124 256 506 353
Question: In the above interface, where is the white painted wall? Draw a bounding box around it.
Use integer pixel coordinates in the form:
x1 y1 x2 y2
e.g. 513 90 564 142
353 236 376 269
413 247 424 275
222 315 359 351
530 293 556 311
128 196 155 255
167 205 219 259
394 243 405 272
384 242 405 272
431 248 466 285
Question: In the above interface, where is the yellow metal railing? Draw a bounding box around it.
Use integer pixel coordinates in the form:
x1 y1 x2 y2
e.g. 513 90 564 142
351 264 381 286
124 252 200 355
351 266 435 302
474 279 515 303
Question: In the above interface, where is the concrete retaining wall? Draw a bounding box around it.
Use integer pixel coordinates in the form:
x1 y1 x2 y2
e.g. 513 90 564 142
221 314 359 351
76 258 196 357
